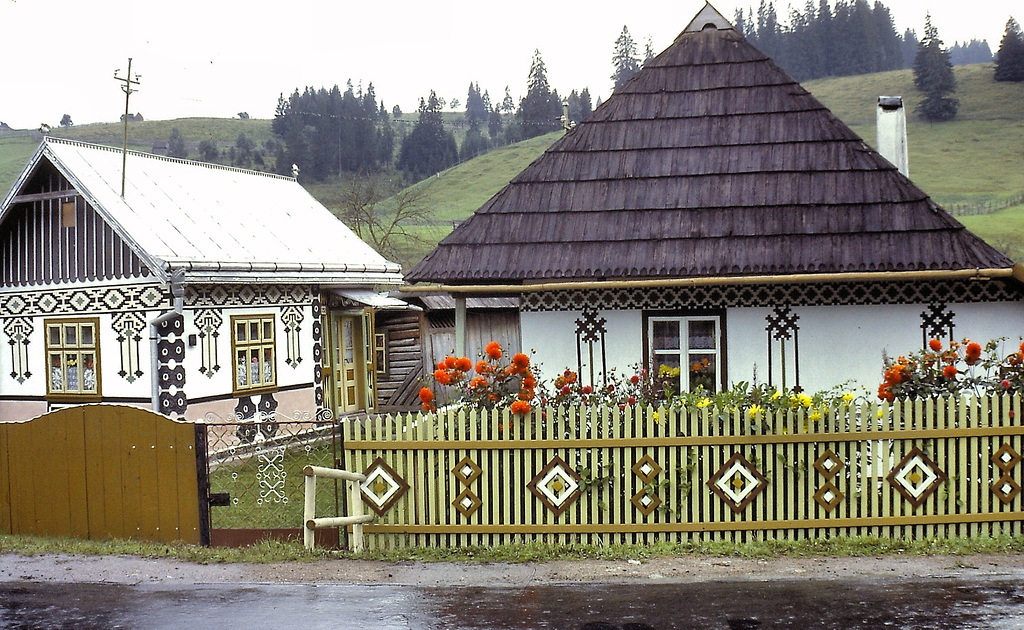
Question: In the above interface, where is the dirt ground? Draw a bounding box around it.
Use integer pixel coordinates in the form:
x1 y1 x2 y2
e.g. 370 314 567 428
3 552 1024 587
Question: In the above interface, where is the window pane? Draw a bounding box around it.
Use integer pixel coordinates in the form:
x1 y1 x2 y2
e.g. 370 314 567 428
689 354 716 392
65 325 77 346
66 353 80 391
343 320 354 363
236 350 248 387
249 349 261 385
82 353 97 392
263 347 274 384
236 322 247 342
654 355 681 393
652 320 679 350
249 322 260 341
263 320 274 341
80 324 94 346
49 354 64 392
49 325 61 346
689 320 716 350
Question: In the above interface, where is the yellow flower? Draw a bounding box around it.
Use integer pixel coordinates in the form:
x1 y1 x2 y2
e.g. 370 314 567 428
652 411 660 422
842 392 855 403
697 397 711 409
771 390 782 401
797 393 813 408
809 409 822 422
748 404 764 419
877 408 885 419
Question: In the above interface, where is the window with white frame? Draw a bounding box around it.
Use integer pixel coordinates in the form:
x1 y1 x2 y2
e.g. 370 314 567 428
649 316 721 394
45 318 100 398
232 314 277 393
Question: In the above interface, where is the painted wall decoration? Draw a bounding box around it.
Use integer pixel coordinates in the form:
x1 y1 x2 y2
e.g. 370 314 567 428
156 313 187 416
111 311 146 383
920 302 956 348
185 284 312 309
0 283 166 317
520 280 1022 312
3 317 32 383
280 305 304 368
765 305 800 391
574 307 608 385
311 297 324 410
193 309 223 378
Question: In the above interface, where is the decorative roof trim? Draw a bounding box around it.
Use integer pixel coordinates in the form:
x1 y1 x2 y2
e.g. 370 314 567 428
402 267 1022 295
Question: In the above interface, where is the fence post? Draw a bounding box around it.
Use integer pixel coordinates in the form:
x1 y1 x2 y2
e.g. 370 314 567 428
304 473 316 550
349 479 365 552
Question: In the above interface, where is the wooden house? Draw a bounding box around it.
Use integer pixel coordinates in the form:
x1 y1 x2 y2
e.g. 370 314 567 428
0 137 407 424
406 4 1024 394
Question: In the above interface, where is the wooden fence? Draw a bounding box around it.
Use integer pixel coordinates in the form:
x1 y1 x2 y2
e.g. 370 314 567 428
0 405 204 544
344 395 1024 549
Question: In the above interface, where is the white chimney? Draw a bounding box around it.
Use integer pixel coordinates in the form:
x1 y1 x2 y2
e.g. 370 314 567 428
877 96 908 178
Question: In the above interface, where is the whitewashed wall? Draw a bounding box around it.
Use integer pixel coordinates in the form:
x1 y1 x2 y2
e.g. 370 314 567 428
522 299 1024 395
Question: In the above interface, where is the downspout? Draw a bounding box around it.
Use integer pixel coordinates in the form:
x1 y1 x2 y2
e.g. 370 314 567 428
150 269 185 414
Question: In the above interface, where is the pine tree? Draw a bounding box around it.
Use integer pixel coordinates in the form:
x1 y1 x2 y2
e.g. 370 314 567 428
512 50 562 141
914 14 958 121
995 17 1024 82
611 26 640 91
397 91 458 179
465 82 487 130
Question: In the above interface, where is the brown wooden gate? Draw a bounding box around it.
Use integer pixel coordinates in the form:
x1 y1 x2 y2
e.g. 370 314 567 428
0 405 206 544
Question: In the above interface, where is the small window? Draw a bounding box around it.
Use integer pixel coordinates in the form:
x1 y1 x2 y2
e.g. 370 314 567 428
649 316 721 394
44 318 100 398
375 332 387 374
232 314 277 394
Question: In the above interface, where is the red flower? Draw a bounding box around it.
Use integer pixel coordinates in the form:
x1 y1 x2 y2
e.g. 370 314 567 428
511 353 530 371
928 339 943 352
1002 379 1012 390
943 365 958 379
434 369 452 386
485 342 503 360
630 375 640 385
444 356 457 369
455 356 473 372
560 385 571 396
418 387 434 404
510 400 531 415
475 360 491 374
564 370 578 384
966 342 982 358
581 385 593 395
522 374 537 389
628 396 637 405
470 376 489 390
437 360 447 370
877 383 895 402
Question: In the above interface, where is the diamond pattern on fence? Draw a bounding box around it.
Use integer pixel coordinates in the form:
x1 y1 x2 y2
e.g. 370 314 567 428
205 412 339 530
360 457 409 516
707 452 767 513
992 443 1022 505
887 446 947 509
528 456 582 517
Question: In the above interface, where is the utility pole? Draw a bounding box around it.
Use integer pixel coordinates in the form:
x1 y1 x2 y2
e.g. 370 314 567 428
113 58 141 198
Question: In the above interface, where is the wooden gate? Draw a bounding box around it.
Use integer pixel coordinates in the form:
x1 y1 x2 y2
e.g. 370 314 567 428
0 405 206 544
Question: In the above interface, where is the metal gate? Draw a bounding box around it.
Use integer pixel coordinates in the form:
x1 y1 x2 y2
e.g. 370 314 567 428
0 405 206 544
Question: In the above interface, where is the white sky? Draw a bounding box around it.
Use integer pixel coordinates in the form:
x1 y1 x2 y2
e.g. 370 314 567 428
0 0 1017 128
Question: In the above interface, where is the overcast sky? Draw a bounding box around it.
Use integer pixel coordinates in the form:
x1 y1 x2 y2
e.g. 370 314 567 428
0 0 1017 129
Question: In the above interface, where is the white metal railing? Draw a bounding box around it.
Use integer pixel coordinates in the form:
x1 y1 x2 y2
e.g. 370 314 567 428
302 465 374 551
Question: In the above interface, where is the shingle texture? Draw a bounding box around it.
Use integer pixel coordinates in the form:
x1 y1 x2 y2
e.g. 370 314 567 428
406 24 1011 284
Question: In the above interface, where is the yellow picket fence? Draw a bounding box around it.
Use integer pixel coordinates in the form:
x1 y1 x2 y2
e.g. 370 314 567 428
343 395 1024 549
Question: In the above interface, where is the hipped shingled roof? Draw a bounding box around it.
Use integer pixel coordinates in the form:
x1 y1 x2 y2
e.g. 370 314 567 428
406 4 1012 285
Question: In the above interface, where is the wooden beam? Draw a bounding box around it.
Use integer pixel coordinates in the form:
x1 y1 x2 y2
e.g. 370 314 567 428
11 190 79 204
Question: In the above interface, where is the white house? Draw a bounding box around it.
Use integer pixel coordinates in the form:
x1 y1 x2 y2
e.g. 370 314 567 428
0 137 405 425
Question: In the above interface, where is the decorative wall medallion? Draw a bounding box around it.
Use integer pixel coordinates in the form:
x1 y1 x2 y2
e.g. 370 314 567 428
632 455 662 484
631 488 662 516
454 488 482 517
992 443 1022 505
887 446 947 508
453 456 482 485
765 305 800 389
920 302 955 347
707 452 767 513
111 311 145 382
574 307 608 384
3 317 33 383
280 306 304 368
194 309 223 378
360 457 409 516
527 456 582 517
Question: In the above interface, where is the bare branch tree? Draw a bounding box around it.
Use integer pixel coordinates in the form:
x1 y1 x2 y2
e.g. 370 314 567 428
338 174 433 262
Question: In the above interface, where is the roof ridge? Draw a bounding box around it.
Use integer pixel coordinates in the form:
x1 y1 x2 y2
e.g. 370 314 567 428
43 136 295 182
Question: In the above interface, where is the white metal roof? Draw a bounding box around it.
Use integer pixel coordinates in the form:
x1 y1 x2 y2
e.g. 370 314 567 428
2 138 403 286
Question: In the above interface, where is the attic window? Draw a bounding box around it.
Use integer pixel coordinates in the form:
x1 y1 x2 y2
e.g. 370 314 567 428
61 200 76 228
702 22 718 30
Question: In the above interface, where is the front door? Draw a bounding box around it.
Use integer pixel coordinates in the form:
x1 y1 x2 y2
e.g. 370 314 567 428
325 311 377 416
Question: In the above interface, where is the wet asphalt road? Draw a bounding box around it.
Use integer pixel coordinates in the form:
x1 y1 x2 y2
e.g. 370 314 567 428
2 577 1024 629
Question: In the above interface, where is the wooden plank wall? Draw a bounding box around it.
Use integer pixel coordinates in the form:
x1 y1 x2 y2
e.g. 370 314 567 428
376 311 424 410
344 395 1024 549
0 405 200 543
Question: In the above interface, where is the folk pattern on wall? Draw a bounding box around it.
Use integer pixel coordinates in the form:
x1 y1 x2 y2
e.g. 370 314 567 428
920 303 955 348
574 307 608 385
193 309 223 378
111 311 146 383
765 305 800 391
185 284 313 308
0 284 167 317
311 297 324 410
280 305 304 368
3 317 33 383
156 313 187 416
520 280 1023 312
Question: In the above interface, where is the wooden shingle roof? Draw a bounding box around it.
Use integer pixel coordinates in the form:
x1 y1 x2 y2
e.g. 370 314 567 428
406 6 1012 285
